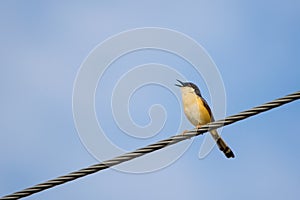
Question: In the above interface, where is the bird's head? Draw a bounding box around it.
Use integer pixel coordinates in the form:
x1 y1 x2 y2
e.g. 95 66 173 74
175 79 202 97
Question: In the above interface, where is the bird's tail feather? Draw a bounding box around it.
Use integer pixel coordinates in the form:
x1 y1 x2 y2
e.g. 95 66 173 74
210 130 235 158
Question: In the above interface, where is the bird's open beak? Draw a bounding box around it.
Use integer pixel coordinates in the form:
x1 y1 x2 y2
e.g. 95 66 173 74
175 79 184 87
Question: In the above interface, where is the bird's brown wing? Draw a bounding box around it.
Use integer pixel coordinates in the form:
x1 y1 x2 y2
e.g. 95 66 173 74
200 97 213 121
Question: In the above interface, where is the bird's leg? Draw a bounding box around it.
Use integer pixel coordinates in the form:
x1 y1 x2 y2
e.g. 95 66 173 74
181 124 203 136
181 130 189 135
181 130 192 139
196 125 202 130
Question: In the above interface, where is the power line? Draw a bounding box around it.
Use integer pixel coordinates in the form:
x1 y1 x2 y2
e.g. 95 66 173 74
1 91 300 200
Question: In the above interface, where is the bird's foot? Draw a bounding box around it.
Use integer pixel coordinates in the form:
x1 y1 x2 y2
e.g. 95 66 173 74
182 130 189 135
181 130 192 139
196 125 202 130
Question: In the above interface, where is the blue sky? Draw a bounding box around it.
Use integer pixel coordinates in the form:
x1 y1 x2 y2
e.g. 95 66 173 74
1 1 300 199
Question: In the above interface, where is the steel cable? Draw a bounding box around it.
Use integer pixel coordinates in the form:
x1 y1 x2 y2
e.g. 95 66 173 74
1 91 300 200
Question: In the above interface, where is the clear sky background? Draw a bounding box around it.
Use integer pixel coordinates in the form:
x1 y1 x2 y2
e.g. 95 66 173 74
1 1 300 200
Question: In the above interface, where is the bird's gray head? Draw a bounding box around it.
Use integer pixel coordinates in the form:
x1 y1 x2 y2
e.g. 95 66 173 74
175 79 202 97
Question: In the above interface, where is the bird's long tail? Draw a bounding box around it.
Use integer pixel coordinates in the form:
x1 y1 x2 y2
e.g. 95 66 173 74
210 130 235 158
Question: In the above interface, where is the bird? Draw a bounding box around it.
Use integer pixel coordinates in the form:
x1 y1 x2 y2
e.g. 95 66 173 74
175 79 235 158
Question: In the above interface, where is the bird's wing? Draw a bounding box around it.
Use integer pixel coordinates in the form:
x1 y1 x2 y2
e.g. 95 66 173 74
200 97 213 121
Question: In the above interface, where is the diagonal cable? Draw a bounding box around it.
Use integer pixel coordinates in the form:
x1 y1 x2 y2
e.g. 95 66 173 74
1 91 300 200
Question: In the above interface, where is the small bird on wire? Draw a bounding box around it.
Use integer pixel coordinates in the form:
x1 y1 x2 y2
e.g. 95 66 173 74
175 80 235 158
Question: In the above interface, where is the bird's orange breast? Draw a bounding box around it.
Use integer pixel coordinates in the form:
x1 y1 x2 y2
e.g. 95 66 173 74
182 93 211 126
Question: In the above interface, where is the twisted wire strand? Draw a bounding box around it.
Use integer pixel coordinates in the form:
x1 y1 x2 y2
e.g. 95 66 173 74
1 91 300 200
